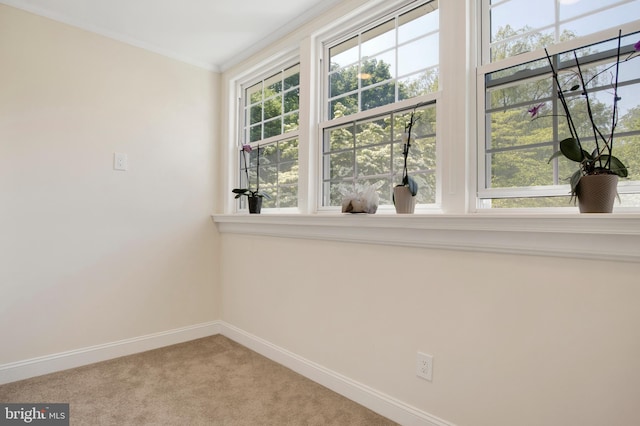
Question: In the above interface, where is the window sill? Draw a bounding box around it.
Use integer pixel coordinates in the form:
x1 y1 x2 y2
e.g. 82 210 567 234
211 213 640 262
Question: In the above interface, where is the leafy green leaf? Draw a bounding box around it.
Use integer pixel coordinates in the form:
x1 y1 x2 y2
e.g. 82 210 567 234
548 150 564 163
602 155 628 178
583 149 594 161
559 138 584 162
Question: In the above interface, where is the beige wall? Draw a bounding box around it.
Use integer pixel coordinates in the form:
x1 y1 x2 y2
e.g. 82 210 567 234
0 5 221 363
221 233 640 426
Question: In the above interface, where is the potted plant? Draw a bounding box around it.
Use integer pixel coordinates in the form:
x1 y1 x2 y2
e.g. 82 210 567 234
232 144 270 214
393 108 419 214
530 31 639 212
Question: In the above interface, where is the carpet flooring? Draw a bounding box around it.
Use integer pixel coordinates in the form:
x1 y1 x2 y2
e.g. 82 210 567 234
0 335 397 425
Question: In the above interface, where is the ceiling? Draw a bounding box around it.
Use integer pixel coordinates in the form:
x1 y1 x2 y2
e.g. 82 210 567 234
0 0 342 72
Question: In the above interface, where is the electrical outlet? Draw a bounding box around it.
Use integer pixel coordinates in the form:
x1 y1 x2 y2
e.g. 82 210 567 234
114 152 128 171
416 352 433 381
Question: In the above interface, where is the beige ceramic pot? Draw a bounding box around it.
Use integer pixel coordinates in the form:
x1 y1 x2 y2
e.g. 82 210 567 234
576 174 618 213
393 186 416 214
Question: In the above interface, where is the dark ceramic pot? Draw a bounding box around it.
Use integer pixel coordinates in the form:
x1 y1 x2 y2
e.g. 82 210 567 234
248 196 262 214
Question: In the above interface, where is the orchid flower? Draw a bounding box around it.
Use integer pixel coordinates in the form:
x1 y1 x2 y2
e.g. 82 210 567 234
527 103 544 118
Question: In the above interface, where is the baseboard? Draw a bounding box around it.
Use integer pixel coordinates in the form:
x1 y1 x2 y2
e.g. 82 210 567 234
219 321 455 426
1 320 453 425
0 321 222 385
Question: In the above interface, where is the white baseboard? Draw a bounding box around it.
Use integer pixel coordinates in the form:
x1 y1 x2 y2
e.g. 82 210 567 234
219 321 455 426
1 320 453 426
0 321 221 385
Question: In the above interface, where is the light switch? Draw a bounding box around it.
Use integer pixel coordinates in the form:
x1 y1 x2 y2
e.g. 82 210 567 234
114 152 128 171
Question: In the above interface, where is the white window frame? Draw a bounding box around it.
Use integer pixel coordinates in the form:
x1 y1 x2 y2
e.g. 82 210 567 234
476 0 640 210
231 54 302 214
317 0 443 213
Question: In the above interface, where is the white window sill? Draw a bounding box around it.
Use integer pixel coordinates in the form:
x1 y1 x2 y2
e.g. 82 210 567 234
211 213 640 263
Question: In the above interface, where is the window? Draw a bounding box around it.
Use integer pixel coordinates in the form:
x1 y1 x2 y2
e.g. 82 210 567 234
239 139 299 209
218 0 640 261
478 0 640 208
322 103 436 207
321 0 439 208
238 64 300 210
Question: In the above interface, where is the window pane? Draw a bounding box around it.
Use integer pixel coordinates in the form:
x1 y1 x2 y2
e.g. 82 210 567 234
283 64 300 90
361 20 395 57
398 69 439 99
357 145 391 176
249 124 261 143
397 34 438 76
264 118 282 139
280 138 299 162
250 104 262 125
323 103 437 207
265 73 281 95
263 96 282 120
278 184 298 208
398 1 438 44
284 89 299 113
487 0 640 64
243 64 299 144
489 0 554 44
488 146 556 188
324 181 353 207
327 151 354 179
330 94 358 119
487 75 551 111
325 1 439 119
329 36 358 69
561 1 640 34
355 118 391 147
490 30 554 63
239 62 300 211
262 143 277 165
415 172 437 204
239 139 299 210
329 65 358 97
327 124 355 151
361 82 396 111
283 112 299 133
361 55 395 87
246 82 262 105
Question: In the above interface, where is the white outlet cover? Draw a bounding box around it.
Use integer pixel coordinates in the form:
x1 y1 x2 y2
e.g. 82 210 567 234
114 152 128 171
416 352 433 381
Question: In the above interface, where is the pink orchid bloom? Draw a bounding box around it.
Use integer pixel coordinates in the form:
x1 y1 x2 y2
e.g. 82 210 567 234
528 103 544 118
241 144 252 153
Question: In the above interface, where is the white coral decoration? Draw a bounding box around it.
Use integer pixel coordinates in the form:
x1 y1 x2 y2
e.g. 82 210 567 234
341 184 380 214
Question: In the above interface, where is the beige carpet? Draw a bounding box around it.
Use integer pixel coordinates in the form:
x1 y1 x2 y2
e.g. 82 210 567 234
0 335 397 425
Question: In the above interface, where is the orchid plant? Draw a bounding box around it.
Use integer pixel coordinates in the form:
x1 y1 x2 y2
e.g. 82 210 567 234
232 144 271 200
529 31 640 198
396 108 419 197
